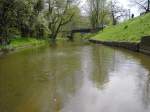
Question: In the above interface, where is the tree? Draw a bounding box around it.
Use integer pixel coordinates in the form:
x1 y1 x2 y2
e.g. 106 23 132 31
0 0 16 40
15 0 33 37
15 0 45 37
87 0 107 30
0 0 46 40
63 6 81 30
109 0 128 25
131 0 150 12
28 0 45 38
0 0 80 44
45 0 75 41
34 0 44 14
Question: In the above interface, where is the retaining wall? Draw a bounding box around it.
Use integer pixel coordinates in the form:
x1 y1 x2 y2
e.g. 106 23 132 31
139 36 150 55
89 39 140 52
89 36 150 55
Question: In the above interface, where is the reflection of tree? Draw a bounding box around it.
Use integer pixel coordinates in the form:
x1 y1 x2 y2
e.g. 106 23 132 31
91 45 117 88
120 49 150 109
137 56 150 108
142 73 150 108
123 51 150 109
46 45 82 112
114 47 150 109
0 43 83 112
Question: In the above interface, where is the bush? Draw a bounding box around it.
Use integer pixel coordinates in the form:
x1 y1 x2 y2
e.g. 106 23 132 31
8 28 21 39
124 25 128 29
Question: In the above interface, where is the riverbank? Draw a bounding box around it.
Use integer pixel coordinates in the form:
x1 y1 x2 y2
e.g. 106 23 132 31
89 36 150 55
0 38 47 54
89 39 139 51
92 13 150 43
89 13 150 55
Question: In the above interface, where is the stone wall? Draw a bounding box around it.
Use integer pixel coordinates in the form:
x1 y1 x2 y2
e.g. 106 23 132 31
89 39 139 51
90 36 150 55
139 36 150 55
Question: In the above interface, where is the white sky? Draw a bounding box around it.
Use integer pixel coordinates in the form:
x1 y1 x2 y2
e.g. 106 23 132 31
119 0 139 16
80 0 140 16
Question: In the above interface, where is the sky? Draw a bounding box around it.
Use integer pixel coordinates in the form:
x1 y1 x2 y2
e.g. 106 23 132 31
119 0 139 16
80 0 141 16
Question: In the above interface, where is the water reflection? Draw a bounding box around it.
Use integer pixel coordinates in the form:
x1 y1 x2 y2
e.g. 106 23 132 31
61 45 150 112
0 41 150 112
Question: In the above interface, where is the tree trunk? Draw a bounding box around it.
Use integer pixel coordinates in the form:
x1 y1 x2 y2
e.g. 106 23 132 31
148 0 150 12
50 33 57 42
112 11 116 25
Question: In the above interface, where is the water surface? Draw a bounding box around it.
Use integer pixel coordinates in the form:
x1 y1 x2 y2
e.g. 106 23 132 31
0 41 150 112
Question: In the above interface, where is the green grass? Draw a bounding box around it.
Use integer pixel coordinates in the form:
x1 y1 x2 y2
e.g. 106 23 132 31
10 37 46 48
92 13 150 42
0 37 47 51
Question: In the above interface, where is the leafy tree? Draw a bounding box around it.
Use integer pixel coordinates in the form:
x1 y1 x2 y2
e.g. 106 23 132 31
87 0 107 30
0 0 16 40
45 0 75 41
0 0 80 44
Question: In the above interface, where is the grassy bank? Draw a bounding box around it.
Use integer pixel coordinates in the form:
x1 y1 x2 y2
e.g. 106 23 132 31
0 37 47 51
92 13 150 42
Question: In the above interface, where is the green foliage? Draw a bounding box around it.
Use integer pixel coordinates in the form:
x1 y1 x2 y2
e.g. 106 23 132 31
63 6 85 30
7 28 21 38
46 0 76 40
92 13 150 42
124 25 128 29
10 37 46 48
34 0 44 13
0 0 48 41
0 37 47 52
87 0 108 29
0 0 84 43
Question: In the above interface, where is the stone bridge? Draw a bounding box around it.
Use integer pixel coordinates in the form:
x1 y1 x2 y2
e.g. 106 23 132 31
67 27 103 40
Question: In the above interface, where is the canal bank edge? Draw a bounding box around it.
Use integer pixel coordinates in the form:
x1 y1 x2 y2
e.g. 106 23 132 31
89 36 150 55
139 36 150 55
0 39 47 56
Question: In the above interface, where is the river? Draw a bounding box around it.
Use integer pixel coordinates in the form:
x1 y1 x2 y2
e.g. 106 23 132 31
0 41 150 112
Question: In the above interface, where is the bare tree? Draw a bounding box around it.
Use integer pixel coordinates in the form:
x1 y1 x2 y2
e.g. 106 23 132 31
131 0 150 13
109 0 128 25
